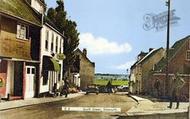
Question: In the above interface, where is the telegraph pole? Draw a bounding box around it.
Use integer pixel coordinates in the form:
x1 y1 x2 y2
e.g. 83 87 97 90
165 0 170 96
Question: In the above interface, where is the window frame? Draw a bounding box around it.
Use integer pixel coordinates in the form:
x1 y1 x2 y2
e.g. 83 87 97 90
45 30 49 51
56 36 58 53
51 32 54 52
186 50 190 60
16 23 28 40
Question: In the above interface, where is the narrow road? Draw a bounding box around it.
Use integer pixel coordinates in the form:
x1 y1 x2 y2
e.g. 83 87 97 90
0 93 136 119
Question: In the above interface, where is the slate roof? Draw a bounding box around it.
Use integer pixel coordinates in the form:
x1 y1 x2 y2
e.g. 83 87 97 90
0 0 41 26
75 48 95 67
154 35 190 71
131 48 164 70
137 48 163 65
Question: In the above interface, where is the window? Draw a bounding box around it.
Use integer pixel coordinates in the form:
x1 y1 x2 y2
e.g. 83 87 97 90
32 68 35 74
51 33 54 52
17 24 27 40
45 30 49 50
27 68 30 74
56 36 58 53
59 38 62 53
187 51 190 60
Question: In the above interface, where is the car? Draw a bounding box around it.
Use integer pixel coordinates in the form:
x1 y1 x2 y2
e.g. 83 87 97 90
117 85 129 92
85 85 99 95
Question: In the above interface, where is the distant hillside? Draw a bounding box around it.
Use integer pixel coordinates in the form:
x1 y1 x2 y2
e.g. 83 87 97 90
95 73 129 80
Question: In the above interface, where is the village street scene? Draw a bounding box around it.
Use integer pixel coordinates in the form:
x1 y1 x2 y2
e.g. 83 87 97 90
0 0 189 119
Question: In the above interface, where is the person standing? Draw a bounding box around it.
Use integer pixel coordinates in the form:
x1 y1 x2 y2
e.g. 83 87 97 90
154 79 160 98
168 73 185 109
63 79 70 98
106 80 112 94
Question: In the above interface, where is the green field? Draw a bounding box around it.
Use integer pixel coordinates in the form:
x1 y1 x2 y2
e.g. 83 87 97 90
93 79 128 86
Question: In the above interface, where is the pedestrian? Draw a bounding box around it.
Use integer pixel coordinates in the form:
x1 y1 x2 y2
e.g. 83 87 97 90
106 80 112 94
168 73 185 109
154 79 160 98
63 79 70 98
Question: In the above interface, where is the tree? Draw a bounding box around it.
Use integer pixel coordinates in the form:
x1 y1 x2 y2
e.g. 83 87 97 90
47 8 56 23
47 0 80 82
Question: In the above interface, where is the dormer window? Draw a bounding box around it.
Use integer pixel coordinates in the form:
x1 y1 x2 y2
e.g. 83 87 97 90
30 0 45 14
16 24 28 40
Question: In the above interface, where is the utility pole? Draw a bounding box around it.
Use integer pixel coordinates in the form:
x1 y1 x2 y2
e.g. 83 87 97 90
165 0 170 96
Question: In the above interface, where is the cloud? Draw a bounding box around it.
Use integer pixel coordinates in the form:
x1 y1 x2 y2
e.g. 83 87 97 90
79 33 132 55
116 60 136 70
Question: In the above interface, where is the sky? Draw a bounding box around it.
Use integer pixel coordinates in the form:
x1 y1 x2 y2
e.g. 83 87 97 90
46 0 190 74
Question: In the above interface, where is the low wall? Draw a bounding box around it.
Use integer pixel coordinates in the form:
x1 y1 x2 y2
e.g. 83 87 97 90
118 112 189 119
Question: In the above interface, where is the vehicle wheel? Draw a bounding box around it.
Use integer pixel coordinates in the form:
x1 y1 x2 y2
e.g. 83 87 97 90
96 92 98 95
86 92 88 95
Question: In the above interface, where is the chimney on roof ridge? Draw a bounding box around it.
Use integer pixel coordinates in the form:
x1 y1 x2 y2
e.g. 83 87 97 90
83 48 87 56
149 48 154 52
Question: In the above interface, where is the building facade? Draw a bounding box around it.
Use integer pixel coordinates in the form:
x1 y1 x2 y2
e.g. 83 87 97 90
39 23 64 95
71 48 95 90
150 36 190 100
28 0 65 95
129 48 165 94
0 0 41 99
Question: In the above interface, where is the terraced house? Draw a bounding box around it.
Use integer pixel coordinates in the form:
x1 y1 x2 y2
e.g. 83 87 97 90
150 36 190 101
28 0 65 96
71 48 95 90
0 0 42 99
129 48 165 94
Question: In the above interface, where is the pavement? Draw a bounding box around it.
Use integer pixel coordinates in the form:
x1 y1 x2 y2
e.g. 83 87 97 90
0 92 85 111
127 95 189 116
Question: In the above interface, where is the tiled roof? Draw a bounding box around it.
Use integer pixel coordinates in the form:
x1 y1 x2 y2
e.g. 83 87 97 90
130 48 163 70
154 36 190 71
0 0 41 26
137 48 163 65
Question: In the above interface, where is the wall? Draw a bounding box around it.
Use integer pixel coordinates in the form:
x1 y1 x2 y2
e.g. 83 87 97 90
39 24 64 93
0 16 31 60
150 74 189 101
119 112 188 119
78 53 95 90
31 0 44 14
141 49 165 93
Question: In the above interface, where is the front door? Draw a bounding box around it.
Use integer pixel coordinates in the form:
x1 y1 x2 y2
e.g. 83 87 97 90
25 66 36 98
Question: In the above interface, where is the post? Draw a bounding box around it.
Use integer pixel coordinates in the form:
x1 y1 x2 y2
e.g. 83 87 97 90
165 0 170 97
189 75 190 119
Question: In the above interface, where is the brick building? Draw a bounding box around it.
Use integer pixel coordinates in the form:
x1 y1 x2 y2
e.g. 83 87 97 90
150 36 190 101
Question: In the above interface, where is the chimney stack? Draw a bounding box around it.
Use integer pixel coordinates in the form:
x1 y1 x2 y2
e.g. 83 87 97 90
83 48 87 56
149 48 154 52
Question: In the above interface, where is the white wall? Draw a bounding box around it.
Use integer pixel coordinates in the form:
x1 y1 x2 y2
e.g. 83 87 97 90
39 24 64 93
31 0 44 14
6 61 14 98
